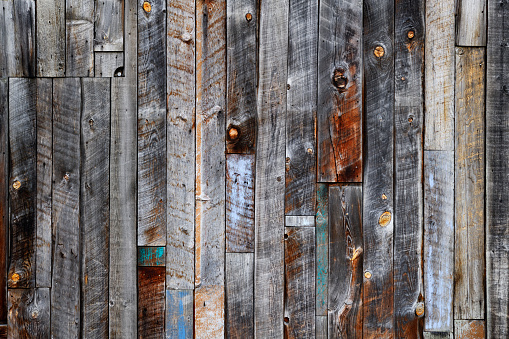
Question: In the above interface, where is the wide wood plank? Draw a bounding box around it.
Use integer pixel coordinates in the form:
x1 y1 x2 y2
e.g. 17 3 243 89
66 0 94 76
456 0 486 46
424 150 454 332
94 52 124 77
455 320 485 339
226 154 254 253
138 247 165 266
226 253 254 338
8 78 36 289
0 79 7 322
394 0 425 336
138 0 166 246
226 0 257 154
36 0 65 76
7 288 50 338
166 290 193 339
138 266 165 338
253 0 288 336
317 0 362 182
95 0 124 51
51 78 81 339
315 184 328 316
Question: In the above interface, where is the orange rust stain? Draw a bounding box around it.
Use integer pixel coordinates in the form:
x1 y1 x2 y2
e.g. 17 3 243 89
12 181 21 190
415 303 424 316
228 127 238 140
195 285 224 338
456 320 485 339
143 1 151 12
364 271 372 279
378 211 391 227
374 46 385 58
245 13 252 21
11 273 19 282
407 30 415 39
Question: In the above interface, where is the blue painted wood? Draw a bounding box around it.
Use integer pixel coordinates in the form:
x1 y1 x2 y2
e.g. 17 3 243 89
166 290 193 339
138 247 165 266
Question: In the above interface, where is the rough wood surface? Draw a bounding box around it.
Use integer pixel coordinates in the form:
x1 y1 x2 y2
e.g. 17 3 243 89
456 0 486 46
455 320 485 339
138 266 165 339
94 0 124 51
226 154 255 253
285 216 314 227
0 79 7 322
94 52 124 77
36 0 65 76
316 316 327 339
317 0 362 182
7 288 50 338
138 247 165 266
315 184 328 316
66 0 94 76
166 290 193 339
423 332 453 339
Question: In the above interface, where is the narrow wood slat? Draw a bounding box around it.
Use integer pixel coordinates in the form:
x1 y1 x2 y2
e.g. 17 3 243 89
7 288 50 338
455 320 485 339
315 184 328 316
0 325 5 339
51 78 81 338
316 316 327 339
138 247 165 266
226 0 257 154
66 0 94 76
138 266 165 338
226 154 254 253
138 0 166 246
423 333 453 339
8 78 36 289
0 79 7 322
454 47 485 320
94 52 124 77
226 253 254 338
394 0 425 336
166 0 195 290
424 150 454 331
95 0 124 51
36 0 65 76
166 290 193 339
456 0 486 47
317 0 362 182
285 216 314 227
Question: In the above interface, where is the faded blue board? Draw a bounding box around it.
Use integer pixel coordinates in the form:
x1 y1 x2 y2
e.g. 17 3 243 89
166 290 193 339
316 183 328 315
138 247 165 266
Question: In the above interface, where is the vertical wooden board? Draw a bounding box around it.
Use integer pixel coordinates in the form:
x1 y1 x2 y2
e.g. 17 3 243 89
0 79 7 322
166 290 193 339
284 227 315 338
362 0 394 336
328 185 363 338
316 316 327 339
81 78 110 338
7 288 50 338
36 0 65 76
36 78 53 288
226 0 257 154
8 78 36 289
138 247 165 266
486 1 509 337
455 320 485 339
138 0 166 246
316 184 328 316
285 216 314 227
95 0 124 51
66 0 94 76
456 0 486 46
253 0 287 336
317 0 362 183
424 0 455 150
0 0 16 77
454 47 485 320
138 266 165 339
394 0 425 336
0 325 5 339
226 253 254 339
50 78 81 339
166 0 195 290
424 151 454 332
94 52 124 77
226 154 254 253
195 286 224 339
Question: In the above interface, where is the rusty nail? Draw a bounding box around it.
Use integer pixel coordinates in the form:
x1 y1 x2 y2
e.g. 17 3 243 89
228 127 239 140
407 30 415 39
401 77 405 81
11 273 20 282
415 303 425 317
307 148 313 154
378 211 391 227
381 193 387 200
374 46 385 58
408 116 414 123
13 180 21 190
364 271 372 279
245 13 252 21
143 1 151 12
64 173 70 181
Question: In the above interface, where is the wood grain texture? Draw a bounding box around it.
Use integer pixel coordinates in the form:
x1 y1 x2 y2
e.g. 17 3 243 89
226 0 257 154
285 216 314 227
195 285 225 339
424 0 455 150
226 154 254 253
455 320 485 339
424 150 454 332
138 247 165 266
394 0 424 336
315 184 328 316
423 332 453 339
226 253 254 339
0 79 7 322
363 0 394 336
138 0 166 246
95 0 124 51
166 290 193 339
36 0 65 76
456 0 486 46
253 0 288 336
94 52 124 77
36 78 53 288
8 78 36 289
138 266 165 339
81 78 110 338
166 0 195 290
317 0 362 182
486 1 509 336
316 316 327 339
51 78 81 339
454 47 485 320
328 185 363 338
7 288 50 339
66 0 94 76
285 0 316 213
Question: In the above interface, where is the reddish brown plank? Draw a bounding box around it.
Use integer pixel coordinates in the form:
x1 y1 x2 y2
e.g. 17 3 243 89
138 266 165 338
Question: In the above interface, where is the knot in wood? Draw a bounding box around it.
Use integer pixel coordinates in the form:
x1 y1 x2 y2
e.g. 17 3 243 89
228 127 239 140
64 173 70 181
13 180 21 190
31 310 39 319
407 30 415 39
307 148 313 154
378 211 391 227
143 1 151 12
415 303 425 317
245 13 252 21
374 45 385 58
332 68 348 92
364 271 372 279
11 273 20 282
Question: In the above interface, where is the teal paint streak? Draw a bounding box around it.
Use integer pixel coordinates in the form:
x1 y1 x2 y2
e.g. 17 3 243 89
166 290 193 339
316 183 328 315
138 246 165 266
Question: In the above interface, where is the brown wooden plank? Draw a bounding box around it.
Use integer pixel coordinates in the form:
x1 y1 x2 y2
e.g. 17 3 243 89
455 320 485 339
0 79 7 322
36 0 65 76
138 266 165 338
95 0 124 51
66 0 94 76
456 0 486 47
7 288 50 338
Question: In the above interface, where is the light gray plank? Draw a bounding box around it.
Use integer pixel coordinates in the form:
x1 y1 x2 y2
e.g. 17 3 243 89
316 316 327 339
285 216 314 227
94 0 124 51
36 0 65 76
0 78 8 322
455 320 485 338
456 0 486 46
66 0 94 76
226 253 254 338
423 332 453 339
94 52 124 77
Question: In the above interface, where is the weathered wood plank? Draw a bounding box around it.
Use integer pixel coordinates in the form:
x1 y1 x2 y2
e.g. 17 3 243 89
317 0 362 182
424 0 455 150
51 78 81 339
166 290 193 339
424 150 454 332
454 47 485 320
7 288 50 338
285 216 314 227
0 0 16 77
328 185 363 338
226 0 257 154
423 332 453 339
226 154 254 253
166 0 195 290
66 0 94 76
138 247 165 266
0 325 6 339
95 0 124 51
138 266 165 339
285 0 316 213
138 0 166 246
81 78 110 338
284 227 315 338
36 78 53 288
94 52 124 77
394 0 425 336
0 79 7 322
456 0 486 46
455 320 485 339
226 253 254 339
253 0 288 336
486 1 509 336
316 183 328 316
36 0 65 76
363 0 394 336
316 316 327 339
8 78 36 289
